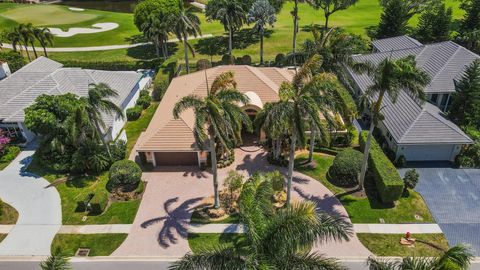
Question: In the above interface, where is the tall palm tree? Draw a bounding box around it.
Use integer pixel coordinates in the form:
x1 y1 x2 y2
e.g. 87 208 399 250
173 72 252 208
81 83 124 157
260 55 329 204
255 102 287 160
353 56 430 190
206 0 246 56
141 14 171 60
247 0 277 65
172 2 202 74
4 30 20 52
16 24 35 61
33 27 54 58
367 245 473 270
170 172 353 269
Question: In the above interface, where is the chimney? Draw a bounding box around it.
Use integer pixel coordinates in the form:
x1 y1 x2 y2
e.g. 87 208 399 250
0 62 11 80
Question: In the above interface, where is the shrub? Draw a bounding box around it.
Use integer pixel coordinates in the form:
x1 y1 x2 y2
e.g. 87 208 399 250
360 131 404 203
345 125 358 146
139 89 150 98
328 148 363 187
196 59 212 70
403 169 419 190
268 171 285 192
240 55 252 65
0 145 20 164
0 51 26 72
136 94 151 109
275 53 286 67
395 155 407 168
108 160 142 192
110 140 127 162
152 77 169 101
126 106 143 121
221 54 235 65
70 141 111 173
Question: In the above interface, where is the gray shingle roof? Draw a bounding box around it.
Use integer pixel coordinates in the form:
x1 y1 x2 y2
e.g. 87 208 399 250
372 35 423 52
348 38 476 145
0 57 142 128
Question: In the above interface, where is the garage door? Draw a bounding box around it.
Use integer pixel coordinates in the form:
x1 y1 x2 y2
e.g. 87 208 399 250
402 145 454 161
154 152 198 166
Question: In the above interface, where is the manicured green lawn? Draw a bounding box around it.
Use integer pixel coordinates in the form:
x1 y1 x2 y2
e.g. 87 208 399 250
0 234 6 243
124 102 159 157
295 152 434 223
188 233 245 254
0 3 140 47
0 148 20 171
0 200 18 225
27 157 141 225
357 233 449 257
51 234 127 256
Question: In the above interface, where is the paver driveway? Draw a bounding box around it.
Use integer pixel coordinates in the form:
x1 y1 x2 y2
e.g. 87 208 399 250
400 164 480 255
114 146 370 258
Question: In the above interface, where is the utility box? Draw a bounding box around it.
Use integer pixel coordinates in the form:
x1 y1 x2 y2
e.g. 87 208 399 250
0 62 11 80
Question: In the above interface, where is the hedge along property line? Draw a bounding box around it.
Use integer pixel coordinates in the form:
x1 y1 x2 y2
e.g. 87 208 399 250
359 131 404 203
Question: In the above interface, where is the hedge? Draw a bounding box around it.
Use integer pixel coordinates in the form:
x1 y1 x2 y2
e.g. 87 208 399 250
126 106 142 121
360 131 404 203
0 146 20 164
59 59 162 71
108 160 142 192
136 94 151 109
328 148 363 187
152 76 169 101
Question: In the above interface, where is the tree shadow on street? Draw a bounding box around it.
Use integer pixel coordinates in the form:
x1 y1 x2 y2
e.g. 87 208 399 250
141 196 204 248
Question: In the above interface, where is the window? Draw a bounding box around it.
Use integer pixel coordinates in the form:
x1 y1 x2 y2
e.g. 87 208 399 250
429 94 438 103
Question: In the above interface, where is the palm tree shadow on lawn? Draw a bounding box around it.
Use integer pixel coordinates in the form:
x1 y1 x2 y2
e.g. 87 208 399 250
141 196 204 248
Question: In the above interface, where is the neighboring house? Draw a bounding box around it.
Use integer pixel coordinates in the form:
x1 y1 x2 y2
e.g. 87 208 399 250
0 57 153 144
136 65 295 167
347 36 477 162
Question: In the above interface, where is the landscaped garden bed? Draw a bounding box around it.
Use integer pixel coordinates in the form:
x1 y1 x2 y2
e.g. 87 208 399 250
51 234 128 256
357 233 449 257
295 152 434 223
0 199 18 225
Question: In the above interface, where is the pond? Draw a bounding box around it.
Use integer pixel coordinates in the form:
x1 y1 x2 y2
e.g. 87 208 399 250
58 0 138 13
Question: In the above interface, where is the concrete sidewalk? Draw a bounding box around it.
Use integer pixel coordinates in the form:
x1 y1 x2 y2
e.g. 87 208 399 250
188 223 442 234
1 225 131 234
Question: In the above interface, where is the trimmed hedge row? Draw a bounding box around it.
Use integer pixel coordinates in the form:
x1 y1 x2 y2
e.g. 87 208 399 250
59 59 162 71
360 131 404 203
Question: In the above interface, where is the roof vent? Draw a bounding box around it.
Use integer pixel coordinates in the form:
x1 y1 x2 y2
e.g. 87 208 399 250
0 62 11 80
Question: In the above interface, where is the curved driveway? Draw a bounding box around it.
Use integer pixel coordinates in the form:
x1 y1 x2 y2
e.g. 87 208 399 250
114 146 370 258
0 150 62 256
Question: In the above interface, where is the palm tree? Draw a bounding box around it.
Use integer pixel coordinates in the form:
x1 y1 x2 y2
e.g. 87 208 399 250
173 72 252 208
81 83 124 158
306 0 358 31
354 56 430 190
247 0 277 65
367 245 473 270
141 14 171 60
39 252 71 270
4 29 21 52
16 24 35 61
259 55 329 204
255 102 287 160
172 2 202 74
170 172 353 269
206 0 246 56
33 27 54 58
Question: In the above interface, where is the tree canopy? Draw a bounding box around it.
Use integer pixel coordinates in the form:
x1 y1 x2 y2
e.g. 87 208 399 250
460 0 480 33
0 50 26 72
449 59 480 127
415 2 452 43
133 0 181 31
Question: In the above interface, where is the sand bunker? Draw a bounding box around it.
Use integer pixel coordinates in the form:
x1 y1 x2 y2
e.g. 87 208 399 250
49 23 119 37
68 7 85 11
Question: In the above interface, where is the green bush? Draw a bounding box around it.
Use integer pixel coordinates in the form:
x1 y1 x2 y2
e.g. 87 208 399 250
360 131 404 203
108 160 142 192
328 148 363 187
136 94 151 109
345 125 358 146
0 51 26 72
126 106 143 121
239 55 252 65
110 140 127 162
0 146 20 164
275 53 286 67
403 169 419 190
221 54 235 65
152 77 169 101
133 0 181 30
196 59 212 70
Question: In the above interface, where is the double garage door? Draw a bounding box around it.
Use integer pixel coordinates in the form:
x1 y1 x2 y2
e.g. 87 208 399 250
154 152 198 166
402 145 455 161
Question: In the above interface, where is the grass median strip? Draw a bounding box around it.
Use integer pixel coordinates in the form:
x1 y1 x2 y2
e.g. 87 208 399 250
0 200 18 225
188 233 245 254
51 234 128 256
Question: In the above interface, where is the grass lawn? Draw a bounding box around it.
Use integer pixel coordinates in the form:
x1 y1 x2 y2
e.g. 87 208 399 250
124 102 159 157
0 148 20 171
27 158 141 225
295 152 434 223
0 234 6 243
0 3 140 47
0 201 18 225
51 234 127 256
188 233 245 254
357 233 449 257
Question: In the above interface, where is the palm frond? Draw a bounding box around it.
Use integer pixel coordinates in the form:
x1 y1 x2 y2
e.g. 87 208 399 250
436 245 473 270
169 246 247 270
281 252 346 270
211 71 237 94
173 95 204 119
366 256 398 270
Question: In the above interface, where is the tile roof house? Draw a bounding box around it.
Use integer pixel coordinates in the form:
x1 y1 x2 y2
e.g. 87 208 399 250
0 57 153 144
136 65 294 167
347 36 477 162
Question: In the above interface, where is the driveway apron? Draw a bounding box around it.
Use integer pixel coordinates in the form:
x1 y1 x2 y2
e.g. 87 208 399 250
0 150 62 256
